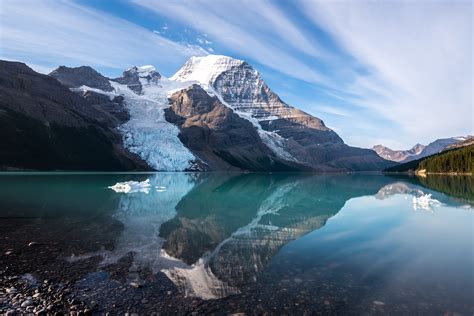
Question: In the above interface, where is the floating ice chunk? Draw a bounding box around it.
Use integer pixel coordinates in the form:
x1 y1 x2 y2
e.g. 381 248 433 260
412 194 442 211
156 185 167 192
108 179 151 194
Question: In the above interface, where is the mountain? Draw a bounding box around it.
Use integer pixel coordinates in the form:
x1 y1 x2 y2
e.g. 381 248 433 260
170 55 390 171
373 136 470 163
0 60 148 171
1 55 392 171
384 144 473 175
420 137 470 157
373 143 425 162
445 136 474 150
52 55 391 171
165 84 303 171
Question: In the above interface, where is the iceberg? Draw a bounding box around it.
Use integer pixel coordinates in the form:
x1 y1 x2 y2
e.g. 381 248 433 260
156 185 167 192
108 179 151 194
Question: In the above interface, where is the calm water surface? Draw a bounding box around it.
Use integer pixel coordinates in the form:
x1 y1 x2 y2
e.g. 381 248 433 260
0 173 472 314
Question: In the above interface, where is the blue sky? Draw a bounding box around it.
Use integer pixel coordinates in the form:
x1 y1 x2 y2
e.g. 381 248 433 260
1 0 472 149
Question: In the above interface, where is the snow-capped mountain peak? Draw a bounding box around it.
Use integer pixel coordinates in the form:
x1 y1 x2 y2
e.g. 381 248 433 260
171 54 245 85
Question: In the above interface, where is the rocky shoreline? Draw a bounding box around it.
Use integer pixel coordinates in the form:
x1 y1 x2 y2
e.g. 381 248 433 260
0 274 90 315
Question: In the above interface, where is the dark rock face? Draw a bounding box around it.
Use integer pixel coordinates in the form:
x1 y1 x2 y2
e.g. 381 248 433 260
50 66 129 126
80 90 130 127
113 66 161 94
259 118 390 171
49 65 113 92
165 84 305 171
113 67 142 94
0 60 149 171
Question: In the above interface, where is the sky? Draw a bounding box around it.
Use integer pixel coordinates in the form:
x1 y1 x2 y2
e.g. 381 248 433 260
1 0 472 149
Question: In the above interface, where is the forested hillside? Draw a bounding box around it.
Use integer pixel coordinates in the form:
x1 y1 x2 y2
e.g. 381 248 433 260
385 144 473 174
418 145 473 173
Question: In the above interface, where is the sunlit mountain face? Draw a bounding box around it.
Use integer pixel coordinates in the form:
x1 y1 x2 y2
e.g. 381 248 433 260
0 173 472 314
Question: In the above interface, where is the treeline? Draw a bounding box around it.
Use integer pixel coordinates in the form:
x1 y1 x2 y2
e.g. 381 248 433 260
384 145 474 174
419 145 473 173
418 175 474 203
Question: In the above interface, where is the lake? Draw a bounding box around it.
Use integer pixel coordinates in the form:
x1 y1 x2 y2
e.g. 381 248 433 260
0 173 472 314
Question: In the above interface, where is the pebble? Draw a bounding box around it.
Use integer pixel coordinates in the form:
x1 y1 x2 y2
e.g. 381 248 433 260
6 287 17 294
373 300 386 306
129 282 142 288
21 299 34 308
28 242 40 247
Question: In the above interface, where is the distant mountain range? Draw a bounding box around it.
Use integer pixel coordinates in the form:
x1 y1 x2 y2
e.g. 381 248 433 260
373 136 472 163
384 143 473 175
0 56 392 172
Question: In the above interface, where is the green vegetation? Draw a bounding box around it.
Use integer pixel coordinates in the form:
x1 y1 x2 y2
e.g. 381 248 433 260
419 145 473 173
384 145 474 174
384 158 420 173
419 175 474 203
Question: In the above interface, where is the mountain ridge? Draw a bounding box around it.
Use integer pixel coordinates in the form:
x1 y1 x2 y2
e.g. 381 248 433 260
384 144 473 175
169 55 389 171
374 136 471 163
1 56 392 171
0 60 148 171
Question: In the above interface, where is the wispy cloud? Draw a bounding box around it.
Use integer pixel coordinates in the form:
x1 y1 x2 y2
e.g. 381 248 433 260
300 0 473 146
0 0 207 75
315 105 351 118
1 0 470 148
132 0 335 86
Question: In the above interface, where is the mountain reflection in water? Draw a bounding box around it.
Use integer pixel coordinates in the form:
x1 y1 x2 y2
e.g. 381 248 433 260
156 174 393 298
79 173 469 300
0 173 472 314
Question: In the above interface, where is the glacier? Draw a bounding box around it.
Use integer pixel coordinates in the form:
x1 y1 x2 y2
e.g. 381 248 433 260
110 77 196 171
